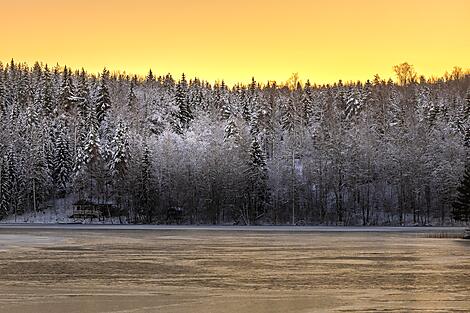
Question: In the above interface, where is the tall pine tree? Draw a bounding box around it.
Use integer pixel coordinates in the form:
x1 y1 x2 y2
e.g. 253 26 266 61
53 124 72 195
452 162 470 222
173 74 192 132
95 68 111 124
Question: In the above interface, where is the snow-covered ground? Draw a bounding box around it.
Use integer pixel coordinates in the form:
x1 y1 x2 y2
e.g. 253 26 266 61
0 201 126 224
0 211 125 224
2 205 70 224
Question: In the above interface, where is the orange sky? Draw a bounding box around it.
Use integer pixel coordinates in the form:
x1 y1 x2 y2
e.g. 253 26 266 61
1 0 469 85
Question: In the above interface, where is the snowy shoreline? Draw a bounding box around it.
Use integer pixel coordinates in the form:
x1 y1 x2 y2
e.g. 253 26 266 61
0 224 466 233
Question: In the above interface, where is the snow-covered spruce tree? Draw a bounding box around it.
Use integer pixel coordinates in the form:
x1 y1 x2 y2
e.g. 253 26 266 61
95 68 111 124
29 140 50 212
301 80 314 124
462 89 470 149
281 97 296 132
0 65 6 116
1 149 24 218
127 77 138 109
81 105 105 201
465 89 470 121
0 155 12 219
25 101 40 132
52 123 72 196
173 74 192 133
59 66 75 112
240 88 252 123
76 69 90 120
344 86 364 121
109 122 130 211
452 162 470 223
224 118 239 142
146 69 155 84
109 122 130 179
16 64 32 111
136 142 156 223
214 81 230 119
244 137 268 225
40 65 55 117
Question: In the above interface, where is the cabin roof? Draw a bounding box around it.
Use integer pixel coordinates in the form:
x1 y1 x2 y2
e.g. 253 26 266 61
73 199 95 206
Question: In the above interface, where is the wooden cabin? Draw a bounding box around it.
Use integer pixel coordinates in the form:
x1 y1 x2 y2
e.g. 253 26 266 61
70 200 121 220
70 200 102 219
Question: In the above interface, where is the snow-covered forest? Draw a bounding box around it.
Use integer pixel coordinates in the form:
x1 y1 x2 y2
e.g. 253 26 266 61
0 60 469 225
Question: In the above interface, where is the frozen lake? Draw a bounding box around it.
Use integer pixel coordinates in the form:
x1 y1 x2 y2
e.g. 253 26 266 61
0 226 468 312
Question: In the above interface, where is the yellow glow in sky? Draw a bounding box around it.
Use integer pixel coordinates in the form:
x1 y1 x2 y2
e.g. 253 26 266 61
1 0 469 85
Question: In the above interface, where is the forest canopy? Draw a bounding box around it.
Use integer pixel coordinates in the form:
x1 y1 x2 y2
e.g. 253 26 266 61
0 60 469 225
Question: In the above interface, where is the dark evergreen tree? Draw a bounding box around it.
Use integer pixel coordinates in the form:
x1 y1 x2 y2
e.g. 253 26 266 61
83 107 101 166
0 66 5 115
29 143 49 212
302 80 314 124
95 68 111 124
281 97 299 132
244 137 268 224
59 66 75 112
41 65 54 116
109 122 129 178
173 74 192 132
463 89 470 149
224 119 239 142
0 155 12 218
76 69 90 120
241 89 252 123
53 125 72 195
146 69 155 84
80 105 105 202
127 77 138 109
452 162 470 222
0 149 22 218
109 122 130 212
137 143 155 223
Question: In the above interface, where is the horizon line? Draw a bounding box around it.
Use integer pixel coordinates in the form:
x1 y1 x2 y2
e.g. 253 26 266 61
2 58 469 88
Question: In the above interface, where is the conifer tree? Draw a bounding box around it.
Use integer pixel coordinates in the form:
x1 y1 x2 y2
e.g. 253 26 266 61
452 162 470 222
0 149 21 218
0 67 5 115
59 66 75 112
25 101 40 131
41 65 54 116
174 74 192 131
224 119 239 142
76 69 90 120
146 69 155 84
53 125 72 194
302 80 314 124
109 122 130 178
79 105 104 201
245 137 268 224
282 97 299 132
95 68 111 124
0 155 12 218
109 122 130 211
137 142 155 222
29 143 49 212
127 77 138 109
463 89 470 149
241 90 252 123
83 107 101 167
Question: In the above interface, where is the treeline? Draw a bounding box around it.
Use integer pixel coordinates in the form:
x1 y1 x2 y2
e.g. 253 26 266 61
0 60 469 225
